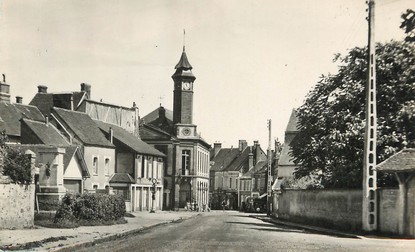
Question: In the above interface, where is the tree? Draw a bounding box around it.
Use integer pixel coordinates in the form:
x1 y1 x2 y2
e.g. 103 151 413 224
291 40 415 188
401 9 415 43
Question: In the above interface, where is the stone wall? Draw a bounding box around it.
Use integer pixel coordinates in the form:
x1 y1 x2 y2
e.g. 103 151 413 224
0 181 35 229
275 189 362 231
378 189 400 235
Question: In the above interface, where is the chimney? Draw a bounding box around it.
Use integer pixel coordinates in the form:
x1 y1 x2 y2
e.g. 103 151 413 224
37 85 48 93
109 127 114 144
80 83 91 99
15 96 23 104
239 140 247 152
248 146 254 170
213 142 222 157
0 74 10 103
159 106 166 118
45 115 49 126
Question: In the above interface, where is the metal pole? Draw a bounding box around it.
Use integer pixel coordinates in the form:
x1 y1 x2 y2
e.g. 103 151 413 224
150 178 157 213
267 119 272 216
362 0 377 232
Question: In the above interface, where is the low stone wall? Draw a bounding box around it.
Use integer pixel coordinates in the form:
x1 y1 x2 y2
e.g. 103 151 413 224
0 182 35 229
276 189 362 231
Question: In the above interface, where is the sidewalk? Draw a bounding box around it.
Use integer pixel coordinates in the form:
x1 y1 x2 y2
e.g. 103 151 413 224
252 215 363 239
0 211 201 251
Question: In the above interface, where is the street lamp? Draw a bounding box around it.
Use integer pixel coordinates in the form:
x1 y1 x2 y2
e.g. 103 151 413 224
149 178 158 213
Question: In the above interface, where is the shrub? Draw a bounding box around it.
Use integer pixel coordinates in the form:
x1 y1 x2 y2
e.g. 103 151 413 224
2 147 32 184
0 130 32 184
54 193 126 225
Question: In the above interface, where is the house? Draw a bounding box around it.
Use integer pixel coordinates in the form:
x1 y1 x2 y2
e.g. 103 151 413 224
94 120 166 211
272 109 300 189
28 82 165 211
49 107 116 191
209 140 268 210
140 47 210 210
0 75 45 143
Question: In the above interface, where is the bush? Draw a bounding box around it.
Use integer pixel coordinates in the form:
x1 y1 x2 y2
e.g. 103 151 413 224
2 148 32 184
54 193 126 225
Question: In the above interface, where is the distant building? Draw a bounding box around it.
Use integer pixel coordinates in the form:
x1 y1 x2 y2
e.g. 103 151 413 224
209 140 271 210
140 47 210 210
273 109 300 189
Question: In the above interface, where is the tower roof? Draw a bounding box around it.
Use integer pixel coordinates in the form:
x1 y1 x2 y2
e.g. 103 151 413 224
174 48 193 70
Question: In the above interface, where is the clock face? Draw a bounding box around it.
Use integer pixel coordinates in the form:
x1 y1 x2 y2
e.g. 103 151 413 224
182 127 191 136
182 82 191 90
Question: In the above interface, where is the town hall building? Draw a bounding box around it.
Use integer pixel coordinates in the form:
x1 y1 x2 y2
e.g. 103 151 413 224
140 47 210 210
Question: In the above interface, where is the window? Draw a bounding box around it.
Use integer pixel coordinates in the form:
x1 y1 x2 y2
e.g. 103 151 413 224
93 157 98 175
105 158 110 176
182 150 191 175
229 178 232 189
154 145 168 176
157 158 163 179
148 156 153 178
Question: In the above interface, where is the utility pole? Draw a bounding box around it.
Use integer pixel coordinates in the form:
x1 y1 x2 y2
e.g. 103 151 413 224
362 0 377 232
267 119 272 216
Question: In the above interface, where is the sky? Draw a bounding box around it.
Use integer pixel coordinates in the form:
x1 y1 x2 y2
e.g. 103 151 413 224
0 0 413 148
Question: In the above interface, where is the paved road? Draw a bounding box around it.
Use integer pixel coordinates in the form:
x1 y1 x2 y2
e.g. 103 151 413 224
76 211 415 252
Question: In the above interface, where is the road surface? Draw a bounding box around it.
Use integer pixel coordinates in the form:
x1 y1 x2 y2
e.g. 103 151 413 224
76 211 415 252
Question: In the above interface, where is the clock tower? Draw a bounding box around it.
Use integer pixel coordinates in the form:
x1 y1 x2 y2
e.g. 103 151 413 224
141 41 211 210
172 46 197 138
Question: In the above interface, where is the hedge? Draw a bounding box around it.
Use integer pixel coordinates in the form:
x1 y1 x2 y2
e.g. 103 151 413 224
54 193 126 224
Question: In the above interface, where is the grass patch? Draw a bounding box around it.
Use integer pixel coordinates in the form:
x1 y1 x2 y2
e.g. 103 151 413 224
0 236 73 251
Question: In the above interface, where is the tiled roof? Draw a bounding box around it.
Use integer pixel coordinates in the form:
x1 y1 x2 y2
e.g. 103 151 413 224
52 107 114 148
225 147 251 172
286 109 299 133
21 118 69 145
376 148 415 172
94 120 165 157
109 173 135 184
279 109 300 166
29 93 54 115
139 124 175 141
210 148 241 172
29 92 87 115
14 104 45 121
0 102 44 137
278 142 295 166
142 107 173 125
175 50 193 70
255 160 269 173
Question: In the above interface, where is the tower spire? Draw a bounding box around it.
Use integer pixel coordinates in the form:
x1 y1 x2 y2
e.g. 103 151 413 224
183 29 186 52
